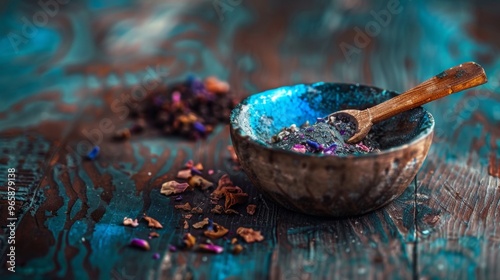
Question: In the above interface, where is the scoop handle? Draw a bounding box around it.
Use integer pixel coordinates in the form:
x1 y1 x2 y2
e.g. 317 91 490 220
368 62 487 124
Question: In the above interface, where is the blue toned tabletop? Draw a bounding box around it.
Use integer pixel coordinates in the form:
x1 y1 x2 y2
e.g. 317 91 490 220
0 0 499 279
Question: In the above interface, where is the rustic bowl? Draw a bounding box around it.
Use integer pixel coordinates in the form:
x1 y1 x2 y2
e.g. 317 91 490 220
230 82 434 217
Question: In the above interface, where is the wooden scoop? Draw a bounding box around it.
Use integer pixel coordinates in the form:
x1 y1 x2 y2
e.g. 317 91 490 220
329 62 488 143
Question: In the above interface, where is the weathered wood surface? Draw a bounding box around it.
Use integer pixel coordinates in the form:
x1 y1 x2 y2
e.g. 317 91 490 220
0 0 499 279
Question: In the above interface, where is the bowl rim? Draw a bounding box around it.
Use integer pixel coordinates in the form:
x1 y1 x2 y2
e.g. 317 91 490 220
230 82 435 159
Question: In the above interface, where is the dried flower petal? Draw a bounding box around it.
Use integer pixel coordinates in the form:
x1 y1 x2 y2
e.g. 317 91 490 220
208 169 214 175
198 243 224 254
130 238 150 250
184 214 193 219
231 238 238 244
86 146 100 160
192 218 209 229
194 163 204 170
161 181 190 196
204 76 230 94
246 204 257 215
149 232 160 238
232 244 244 254
184 160 194 168
143 215 163 229
183 220 189 229
123 217 139 227
175 202 192 211
168 245 177 252
224 209 239 215
236 227 264 243
204 224 229 239
188 175 214 190
175 195 183 201
225 192 248 209
191 207 203 214
183 233 197 249
291 144 306 153
153 253 160 260
211 205 223 214
177 169 192 179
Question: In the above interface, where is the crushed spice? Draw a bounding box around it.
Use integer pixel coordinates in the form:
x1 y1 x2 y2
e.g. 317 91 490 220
271 115 380 156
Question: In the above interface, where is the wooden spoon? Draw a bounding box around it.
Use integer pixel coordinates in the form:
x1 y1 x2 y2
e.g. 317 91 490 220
329 62 487 143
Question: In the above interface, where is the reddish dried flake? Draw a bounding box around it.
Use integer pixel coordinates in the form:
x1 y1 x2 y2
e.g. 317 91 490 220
123 217 139 227
175 202 192 211
237 227 264 243
143 215 163 229
246 204 257 215
161 181 190 196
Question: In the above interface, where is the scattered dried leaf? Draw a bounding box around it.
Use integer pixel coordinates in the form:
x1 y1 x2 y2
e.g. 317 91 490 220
224 209 239 215
149 232 160 238
237 227 264 243
194 163 203 170
161 181 190 196
177 169 192 179
184 214 193 220
123 217 139 227
225 192 248 209
231 238 238 244
183 220 189 229
192 218 209 229
211 205 223 214
204 224 229 239
246 204 257 215
188 175 214 190
175 202 192 211
143 215 163 229
130 238 150 250
191 207 203 214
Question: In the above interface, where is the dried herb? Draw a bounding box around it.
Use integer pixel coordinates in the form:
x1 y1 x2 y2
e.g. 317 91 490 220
246 204 257 216
271 116 381 156
198 243 224 254
190 207 203 214
188 175 214 190
175 202 192 211
236 227 264 243
225 192 248 209
161 181 190 196
192 218 209 229
211 205 223 214
123 217 139 227
143 215 163 229
204 224 228 239
183 233 196 249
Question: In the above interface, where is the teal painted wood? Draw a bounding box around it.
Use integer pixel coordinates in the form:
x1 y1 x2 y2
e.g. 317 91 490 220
0 0 499 279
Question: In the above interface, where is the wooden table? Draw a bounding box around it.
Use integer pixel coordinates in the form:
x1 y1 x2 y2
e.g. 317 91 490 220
1 0 499 279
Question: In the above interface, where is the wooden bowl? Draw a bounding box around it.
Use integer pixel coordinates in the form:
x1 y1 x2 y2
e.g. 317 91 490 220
230 82 434 217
